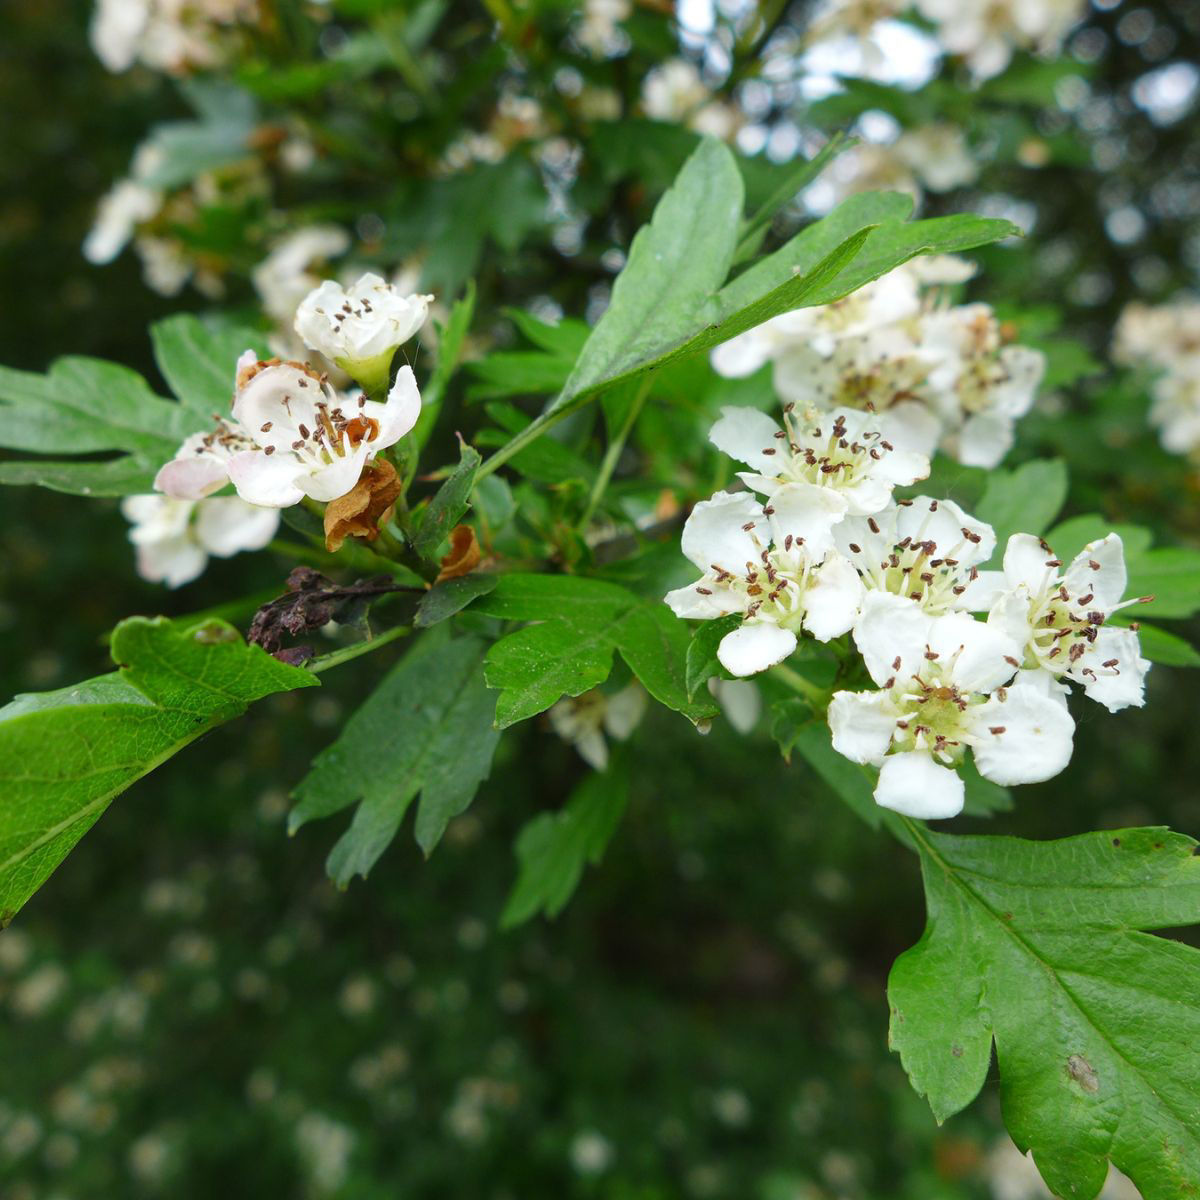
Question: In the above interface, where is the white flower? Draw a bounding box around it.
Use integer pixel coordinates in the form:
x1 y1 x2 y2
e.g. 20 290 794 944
83 179 162 264
1148 367 1200 456
893 124 979 193
157 351 421 507
575 0 630 56
549 684 646 771
708 678 762 733
121 493 279 588
641 59 710 123
135 235 191 296
921 304 1045 468
665 490 863 677
987 533 1151 712
829 593 1074 818
294 273 433 396
836 496 998 616
252 226 351 324
712 267 923 378
90 0 255 75
90 0 151 72
709 405 929 551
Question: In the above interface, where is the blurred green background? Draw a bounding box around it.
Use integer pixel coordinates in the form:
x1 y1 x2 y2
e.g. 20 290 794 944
2 1 1199 1196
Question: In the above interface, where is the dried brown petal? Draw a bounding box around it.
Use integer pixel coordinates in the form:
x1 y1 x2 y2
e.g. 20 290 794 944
324 458 403 552
436 524 482 582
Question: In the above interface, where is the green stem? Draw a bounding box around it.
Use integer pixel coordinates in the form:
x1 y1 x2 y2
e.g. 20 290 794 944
771 661 830 709
476 404 569 481
577 377 652 531
307 624 410 674
376 525 439 583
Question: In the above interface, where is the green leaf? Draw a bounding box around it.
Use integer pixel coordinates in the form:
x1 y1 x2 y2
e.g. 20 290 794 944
414 574 498 628
150 314 270 417
685 613 741 700
470 574 718 728
890 823 1200 1199
0 356 200 496
291 633 500 879
414 280 475 445
1135 623 1200 667
0 618 316 924
500 765 628 928
976 459 1069 561
556 137 745 408
411 441 481 560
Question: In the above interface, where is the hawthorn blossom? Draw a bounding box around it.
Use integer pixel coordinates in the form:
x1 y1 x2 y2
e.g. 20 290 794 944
90 0 257 75
574 0 631 57
549 684 646 771
156 352 421 507
640 60 740 140
664 490 863 676
252 226 351 324
121 493 278 587
712 268 922 378
829 593 1075 818
294 274 432 397
82 179 162 264
1113 299 1200 455
836 496 997 616
892 124 979 193
987 533 1151 712
921 304 1045 468
708 404 930 552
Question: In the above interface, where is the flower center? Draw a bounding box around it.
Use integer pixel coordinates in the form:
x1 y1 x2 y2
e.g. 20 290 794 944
887 658 984 763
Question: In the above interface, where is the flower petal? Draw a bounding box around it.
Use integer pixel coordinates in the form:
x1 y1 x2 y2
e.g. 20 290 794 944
874 751 965 819
968 679 1075 785
193 497 281 557
680 490 764 575
717 621 797 677
853 590 931 687
828 690 897 766
1064 534 1128 612
708 406 783 473
767 481 848 560
803 552 863 641
226 450 307 508
927 611 1021 694
1072 625 1149 712
377 365 422 445
664 580 745 620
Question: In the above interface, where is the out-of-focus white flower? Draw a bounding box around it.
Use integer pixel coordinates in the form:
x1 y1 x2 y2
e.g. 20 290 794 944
569 1130 614 1175
665 490 863 676
806 142 921 215
294 273 432 396
893 123 979 192
575 0 630 57
641 59 740 139
708 677 762 733
1113 298 1200 456
709 405 929 552
549 683 646 770
294 1112 355 1195
829 593 1074 818
914 0 1087 82
9 963 68 1018
90 0 258 76
836 496 997 616
988 533 1151 712
134 235 191 296
920 304 1045 468
121 493 279 587
253 226 351 324
83 179 162 264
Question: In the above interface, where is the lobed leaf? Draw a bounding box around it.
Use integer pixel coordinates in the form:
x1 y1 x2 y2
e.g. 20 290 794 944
0 618 316 924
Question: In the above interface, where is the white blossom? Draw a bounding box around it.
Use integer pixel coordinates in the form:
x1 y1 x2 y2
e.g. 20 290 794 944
549 684 646 771
90 0 257 75
294 273 432 396
252 226 351 324
836 496 998 616
82 179 162 264
987 533 1151 712
829 593 1074 818
156 352 421 507
664 490 863 677
708 405 929 553
121 494 279 587
893 123 979 193
575 0 630 56
921 304 1045 468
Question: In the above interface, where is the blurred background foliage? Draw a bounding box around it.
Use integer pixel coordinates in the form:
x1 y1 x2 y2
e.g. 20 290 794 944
1 0 1199 1195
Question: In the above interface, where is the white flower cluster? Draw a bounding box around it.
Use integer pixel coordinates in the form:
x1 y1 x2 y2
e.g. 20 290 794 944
640 60 741 142
712 257 1045 470
90 0 258 75
666 399 1150 820
129 274 430 585
805 0 1087 83
1114 298 1200 457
